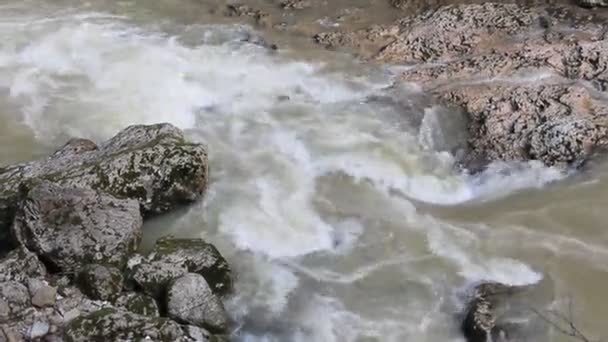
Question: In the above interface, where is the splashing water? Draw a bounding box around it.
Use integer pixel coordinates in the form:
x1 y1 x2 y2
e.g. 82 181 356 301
2 1 605 341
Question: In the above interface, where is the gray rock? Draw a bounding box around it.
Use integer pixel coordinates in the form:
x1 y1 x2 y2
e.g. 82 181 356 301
30 284 57 308
0 248 46 283
0 123 209 248
12 182 142 272
167 273 228 333
439 84 608 168
0 281 30 320
63 307 213 342
114 292 159 317
147 237 233 296
131 259 188 300
27 320 50 339
577 0 608 7
130 238 232 301
76 264 124 302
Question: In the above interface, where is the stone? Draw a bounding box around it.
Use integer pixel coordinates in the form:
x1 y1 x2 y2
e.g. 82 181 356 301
0 282 30 319
129 238 232 301
76 264 124 302
12 182 142 272
166 273 228 333
114 292 159 317
31 284 57 308
461 279 553 342
0 248 46 283
27 320 49 339
63 307 213 342
0 123 208 248
438 83 608 169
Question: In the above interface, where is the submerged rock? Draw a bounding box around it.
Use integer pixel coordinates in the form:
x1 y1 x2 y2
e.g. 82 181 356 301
0 123 208 248
461 280 553 342
129 237 233 300
76 264 124 302
12 182 142 273
167 273 228 333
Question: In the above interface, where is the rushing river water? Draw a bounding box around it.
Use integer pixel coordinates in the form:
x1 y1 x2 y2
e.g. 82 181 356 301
1 1 607 341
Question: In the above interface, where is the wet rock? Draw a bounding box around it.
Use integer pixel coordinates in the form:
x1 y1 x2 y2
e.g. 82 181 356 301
577 0 608 8
438 83 608 168
12 182 142 272
0 248 46 283
461 280 553 342
0 123 209 247
76 264 124 302
224 4 272 27
114 292 159 317
130 238 232 300
166 273 228 333
281 0 312 10
63 307 215 342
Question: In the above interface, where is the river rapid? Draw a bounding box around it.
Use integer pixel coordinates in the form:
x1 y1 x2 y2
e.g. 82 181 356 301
0 1 607 341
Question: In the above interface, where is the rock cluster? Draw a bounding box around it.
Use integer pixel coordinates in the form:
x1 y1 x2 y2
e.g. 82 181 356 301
0 124 231 341
315 3 608 170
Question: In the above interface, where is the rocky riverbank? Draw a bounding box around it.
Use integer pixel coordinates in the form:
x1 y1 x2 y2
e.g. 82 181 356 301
0 124 230 341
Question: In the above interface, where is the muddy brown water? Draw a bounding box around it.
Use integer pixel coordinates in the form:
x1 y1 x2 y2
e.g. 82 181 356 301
0 0 607 341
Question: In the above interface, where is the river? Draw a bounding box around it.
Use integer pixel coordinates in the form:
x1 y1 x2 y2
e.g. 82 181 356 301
0 0 606 341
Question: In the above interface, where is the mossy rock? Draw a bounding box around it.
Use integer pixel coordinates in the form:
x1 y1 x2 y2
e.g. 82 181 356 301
76 264 124 302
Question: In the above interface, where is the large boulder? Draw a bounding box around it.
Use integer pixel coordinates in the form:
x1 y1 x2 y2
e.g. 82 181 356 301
63 307 216 342
166 273 228 333
0 123 209 248
12 182 142 272
129 238 232 300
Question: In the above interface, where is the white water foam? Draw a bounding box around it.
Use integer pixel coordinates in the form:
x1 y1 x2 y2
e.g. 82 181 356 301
0 5 568 341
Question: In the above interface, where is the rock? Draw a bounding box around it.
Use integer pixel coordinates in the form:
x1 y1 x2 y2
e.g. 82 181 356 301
130 258 188 300
577 0 608 8
76 264 124 302
461 280 553 342
63 307 215 342
12 182 142 272
114 292 159 317
130 238 232 300
281 0 311 10
30 284 57 308
438 83 608 168
27 320 50 339
375 3 538 64
166 273 228 333
0 123 208 248
0 248 46 283
0 281 30 320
